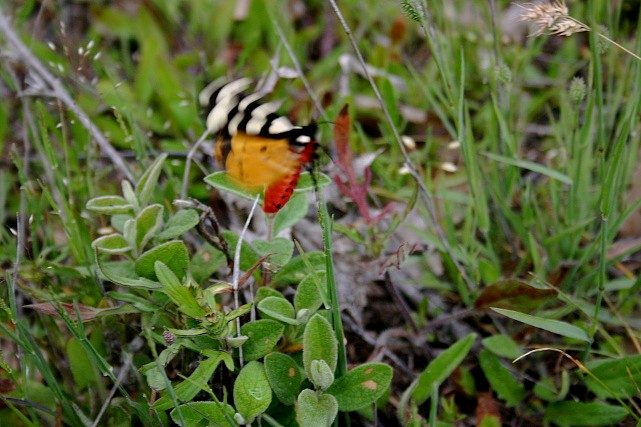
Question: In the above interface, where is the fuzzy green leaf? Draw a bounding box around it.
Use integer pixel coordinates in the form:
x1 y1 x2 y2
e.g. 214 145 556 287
96 259 161 290
136 153 167 206
257 296 298 325
264 353 303 405
190 243 228 284
294 272 325 315
154 261 206 318
296 389 338 427
135 240 189 280
157 209 200 240
204 171 262 202
273 252 326 286
239 319 285 362
310 360 334 391
272 191 309 235
85 195 134 215
303 314 337 381
326 363 392 411
253 238 294 268
135 204 164 251
91 233 131 254
233 361 271 424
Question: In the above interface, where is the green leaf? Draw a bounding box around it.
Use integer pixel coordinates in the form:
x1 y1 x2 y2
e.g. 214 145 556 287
121 180 138 209
85 195 134 215
296 389 338 427
204 171 263 202
482 335 523 360
295 272 325 315
107 291 158 311
544 401 627 426
492 308 591 343
326 363 393 411
264 353 303 405
123 218 137 254
136 153 167 206
256 287 284 303
253 238 294 268
135 240 189 281
413 333 476 404
91 233 131 254
309 360 335 391
154 261 206 319
222 230 261 272
478 350 525 407
135 204 164 251
273 251 326 286
303 314 337 381
272 191 309 235
170 402 236 427
534 371 569 402
190 243 228 284
296 171 332 192
481 152 573 185
584 354 641 399
257 296 298 325
233 361 271 424
142 343 181 390
96 259 161 290
66 337 98 390
239 319 285 362
157 209 200 240
111 214 132 233
153 350 233 411
143 366 166 391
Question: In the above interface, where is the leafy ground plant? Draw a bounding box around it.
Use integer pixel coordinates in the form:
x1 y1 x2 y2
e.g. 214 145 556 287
85 155 392 426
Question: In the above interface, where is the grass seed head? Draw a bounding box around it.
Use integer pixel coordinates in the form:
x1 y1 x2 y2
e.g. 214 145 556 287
518 1 589 37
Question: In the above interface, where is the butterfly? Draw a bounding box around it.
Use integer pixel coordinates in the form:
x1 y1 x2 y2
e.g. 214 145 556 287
199 78 319 214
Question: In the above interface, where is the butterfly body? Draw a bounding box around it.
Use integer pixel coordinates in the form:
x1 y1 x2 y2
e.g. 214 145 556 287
200 79 318 213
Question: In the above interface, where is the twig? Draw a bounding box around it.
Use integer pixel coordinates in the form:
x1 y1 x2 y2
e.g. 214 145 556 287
233 195 260 368
0 12 133 181
327 0 475 292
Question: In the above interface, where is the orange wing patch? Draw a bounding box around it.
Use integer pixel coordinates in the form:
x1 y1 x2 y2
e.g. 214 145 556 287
226 132 302 188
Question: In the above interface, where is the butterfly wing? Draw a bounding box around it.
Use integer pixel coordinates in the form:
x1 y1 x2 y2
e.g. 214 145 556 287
200 78 319 213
